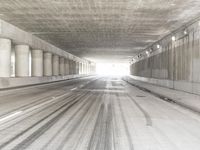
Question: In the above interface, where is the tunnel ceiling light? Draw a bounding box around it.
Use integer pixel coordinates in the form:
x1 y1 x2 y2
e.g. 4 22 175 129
172 36 176 41
184 30 188 35
157 44 160 49
146 50 150 56
170 3 176 6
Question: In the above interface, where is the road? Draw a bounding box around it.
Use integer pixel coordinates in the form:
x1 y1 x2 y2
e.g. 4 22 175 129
0 76 200 150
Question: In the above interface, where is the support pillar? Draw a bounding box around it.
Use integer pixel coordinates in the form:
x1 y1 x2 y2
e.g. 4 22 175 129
69 60 72 75
85 63 87 74
32 49 43 77
88 64 90 74
59 57 65 76
76 61 79 74
71 60 74 75
65 59 69 75
15 45 30 77
53 54 59 76
70 60 75 75
82 63 84 74
75 61 77 74
89 64 91 74
79 62 82 74
44 52 52 76
72 60 75 74
0 38 11 77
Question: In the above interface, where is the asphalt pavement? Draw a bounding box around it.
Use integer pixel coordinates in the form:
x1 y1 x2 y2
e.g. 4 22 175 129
0 76 199 150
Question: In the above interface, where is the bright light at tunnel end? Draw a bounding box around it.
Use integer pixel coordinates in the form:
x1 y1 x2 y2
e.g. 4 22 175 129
96 63 129 76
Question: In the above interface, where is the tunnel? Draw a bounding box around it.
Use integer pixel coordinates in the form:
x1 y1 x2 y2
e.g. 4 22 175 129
0 0 200 150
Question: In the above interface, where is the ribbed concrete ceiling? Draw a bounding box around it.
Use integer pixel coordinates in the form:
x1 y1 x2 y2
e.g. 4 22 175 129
0 0 200 62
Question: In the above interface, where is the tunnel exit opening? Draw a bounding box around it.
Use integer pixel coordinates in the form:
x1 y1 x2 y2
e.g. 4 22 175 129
96 63 129 76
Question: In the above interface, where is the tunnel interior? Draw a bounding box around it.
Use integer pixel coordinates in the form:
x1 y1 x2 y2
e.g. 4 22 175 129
0 0 200 150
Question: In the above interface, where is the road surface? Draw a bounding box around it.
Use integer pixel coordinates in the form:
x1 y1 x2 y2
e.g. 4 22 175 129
0 76 200 150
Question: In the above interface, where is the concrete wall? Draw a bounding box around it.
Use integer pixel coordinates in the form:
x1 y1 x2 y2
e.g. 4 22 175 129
0 19 96 89
0 75 88 89
130 19 200 95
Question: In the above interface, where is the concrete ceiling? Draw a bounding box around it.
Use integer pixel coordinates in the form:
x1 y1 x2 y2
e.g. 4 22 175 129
0 0 200 62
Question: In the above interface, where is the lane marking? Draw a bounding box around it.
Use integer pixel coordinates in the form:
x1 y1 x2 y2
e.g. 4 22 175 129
26 98 57 112
71 87 77 91
79 84 84 88
0 111 23 123
0 79 97 125
0 79 96 125
0 92 71 125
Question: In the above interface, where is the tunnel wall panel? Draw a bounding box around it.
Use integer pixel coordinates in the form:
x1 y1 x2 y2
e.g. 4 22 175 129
130 26 200 95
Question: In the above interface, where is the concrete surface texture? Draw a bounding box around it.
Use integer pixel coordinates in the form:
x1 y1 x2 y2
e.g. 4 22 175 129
0 76 200 149
53 55 60 76
130 17 200 95
0 1 200 62
125 75 200 114
0 19 95 80
0 18 96 89
0 75 88 89
0 38 11 77
15 45 30 77
59 57 65 76
0 19 85 64
43 52 53 76
31 49 43 77
0 19 87 63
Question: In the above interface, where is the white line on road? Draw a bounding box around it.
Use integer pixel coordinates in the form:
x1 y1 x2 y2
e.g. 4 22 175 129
71 87 77 91
79 84 84 88
0 92 71 125
0 111 23 123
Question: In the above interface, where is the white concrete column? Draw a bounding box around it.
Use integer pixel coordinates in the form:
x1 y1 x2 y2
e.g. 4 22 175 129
68 60 71 75
53 54 59 76
89 64 91 74
74 61 76 74
69 60 73 75
71 60 75 75
85 63 88 74
88 64 90 74
76 61 79 74
65 59 69 75
74 61 77 74
91 65 93 74
32 49 43 77
44 52 52 76
82 63 84 74
79 62 82 74
88 63 90 74
87 63 90 74
92 64 96 74
59 57 65 76
71 60 74 75
0 38 11 77
15 45 30 77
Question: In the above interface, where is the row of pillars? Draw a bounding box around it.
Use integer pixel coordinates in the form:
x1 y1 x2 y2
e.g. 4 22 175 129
0 38 93 77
